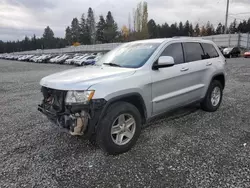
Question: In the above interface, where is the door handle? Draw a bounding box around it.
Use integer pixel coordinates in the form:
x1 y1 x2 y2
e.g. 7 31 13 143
206 62 212 66
180 67 189 72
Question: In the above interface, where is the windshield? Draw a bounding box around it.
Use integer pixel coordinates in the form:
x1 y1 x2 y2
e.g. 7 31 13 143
96 42 160 68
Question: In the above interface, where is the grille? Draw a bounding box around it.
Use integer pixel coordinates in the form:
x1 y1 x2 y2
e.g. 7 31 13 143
41 87 66 113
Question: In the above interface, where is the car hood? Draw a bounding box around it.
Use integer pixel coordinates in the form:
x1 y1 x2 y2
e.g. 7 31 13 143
40 66 136 90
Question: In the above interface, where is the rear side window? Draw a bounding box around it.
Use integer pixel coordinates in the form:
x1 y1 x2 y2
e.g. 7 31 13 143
201 43 219 59
161 43 184 64
183 42 204 62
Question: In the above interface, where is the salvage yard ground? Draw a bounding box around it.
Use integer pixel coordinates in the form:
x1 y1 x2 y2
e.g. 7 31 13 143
0 58 250 188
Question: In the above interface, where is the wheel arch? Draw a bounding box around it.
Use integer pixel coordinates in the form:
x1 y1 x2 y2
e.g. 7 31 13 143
211 73 225 89
100 93 147 125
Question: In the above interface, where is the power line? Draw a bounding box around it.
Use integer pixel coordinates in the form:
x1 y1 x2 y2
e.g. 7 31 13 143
228 15 246 21
229 12 250 15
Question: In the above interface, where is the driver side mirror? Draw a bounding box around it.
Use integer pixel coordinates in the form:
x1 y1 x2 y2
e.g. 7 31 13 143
153 56 175 70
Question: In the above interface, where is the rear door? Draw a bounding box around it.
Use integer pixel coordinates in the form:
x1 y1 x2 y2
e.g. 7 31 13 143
200 42 222 97
182 42 208 101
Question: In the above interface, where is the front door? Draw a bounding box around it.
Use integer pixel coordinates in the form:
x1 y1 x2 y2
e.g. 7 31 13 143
151 42 193 115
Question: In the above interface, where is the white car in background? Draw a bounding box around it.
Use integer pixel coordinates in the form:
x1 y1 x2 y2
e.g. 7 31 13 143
30 56 40 62
54 54 70 64
81 55 98 66
73 54 90 66
65 55 82 65
49 55 63 63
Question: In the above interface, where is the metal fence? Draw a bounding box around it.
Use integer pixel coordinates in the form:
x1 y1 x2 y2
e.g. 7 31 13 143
13 33 250 55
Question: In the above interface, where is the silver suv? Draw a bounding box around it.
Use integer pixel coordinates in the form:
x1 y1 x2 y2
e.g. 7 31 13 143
38 38 226 155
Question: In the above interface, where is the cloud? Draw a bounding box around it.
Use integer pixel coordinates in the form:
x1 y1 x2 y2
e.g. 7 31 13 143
5 0 55 10
0 0 250 41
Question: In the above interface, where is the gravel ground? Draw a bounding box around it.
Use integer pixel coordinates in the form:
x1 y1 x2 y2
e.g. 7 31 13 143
0 58 250 188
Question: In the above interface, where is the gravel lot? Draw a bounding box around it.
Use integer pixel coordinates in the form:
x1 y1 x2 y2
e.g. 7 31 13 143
0 58 250 188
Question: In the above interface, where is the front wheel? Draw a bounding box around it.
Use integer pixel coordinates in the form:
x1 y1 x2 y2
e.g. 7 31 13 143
201 80 223 112
96 102 142 155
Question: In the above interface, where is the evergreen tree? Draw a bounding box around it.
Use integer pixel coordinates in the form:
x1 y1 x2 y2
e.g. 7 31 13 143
96 15 106 43
79 13 90 44
169 23 178 37
247 18 250 32
42 26 55 49
147 19 158 38
31 34 37 49
184 20 190 36
178 22 184 36
65 26 72 45
87 7 96 44
71 18 80 43
229 19 237 34
205 21 214 36
43 26 54 39
189 23 194 36
216 23 223 34
104 11 118 43
194 23 200 36
200 25 206 36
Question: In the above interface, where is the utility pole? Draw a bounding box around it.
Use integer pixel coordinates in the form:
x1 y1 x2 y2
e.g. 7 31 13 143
225 0 230 34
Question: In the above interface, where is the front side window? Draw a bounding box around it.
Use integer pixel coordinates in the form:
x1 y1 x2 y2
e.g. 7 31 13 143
201 43 219 59
183 42 205 62
96 42 160 68
160 43 184 64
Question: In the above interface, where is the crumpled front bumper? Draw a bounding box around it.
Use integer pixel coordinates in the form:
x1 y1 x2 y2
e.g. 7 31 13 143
38 99 107 138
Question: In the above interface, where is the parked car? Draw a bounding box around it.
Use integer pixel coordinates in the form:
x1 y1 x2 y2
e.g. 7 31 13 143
30 56 40 62
244 51 250 58
73 54 90 66
218 46 226 54
223 47 241 58
49 55 63 63
38 38 226 155
65 55 82 65
36 54 52 63
84 56 100 65
83 53 104 65
54 54 71 64
80 55 97 66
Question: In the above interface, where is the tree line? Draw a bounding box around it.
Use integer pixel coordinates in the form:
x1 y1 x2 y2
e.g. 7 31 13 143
1 1 250 53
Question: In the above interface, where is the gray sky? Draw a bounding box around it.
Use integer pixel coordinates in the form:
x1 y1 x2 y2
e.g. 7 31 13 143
0 0 250 41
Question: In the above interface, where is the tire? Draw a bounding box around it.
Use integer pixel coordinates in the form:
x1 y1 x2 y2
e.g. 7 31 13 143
96 101 142 155
201 80 223 112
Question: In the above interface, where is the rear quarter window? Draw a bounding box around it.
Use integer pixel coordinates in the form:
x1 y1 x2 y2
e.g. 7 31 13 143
201 43 219 59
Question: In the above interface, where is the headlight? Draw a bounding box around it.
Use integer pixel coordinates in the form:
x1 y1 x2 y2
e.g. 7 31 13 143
65 90 95 104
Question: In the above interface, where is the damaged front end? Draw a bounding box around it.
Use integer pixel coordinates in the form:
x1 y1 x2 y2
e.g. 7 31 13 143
38 87 106 137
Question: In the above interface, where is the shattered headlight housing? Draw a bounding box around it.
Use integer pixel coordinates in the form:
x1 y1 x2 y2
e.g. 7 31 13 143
65 90 95 104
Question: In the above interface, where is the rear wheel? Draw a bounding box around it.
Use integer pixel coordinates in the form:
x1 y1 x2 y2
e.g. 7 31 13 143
201 80 223 112
96 102 142 155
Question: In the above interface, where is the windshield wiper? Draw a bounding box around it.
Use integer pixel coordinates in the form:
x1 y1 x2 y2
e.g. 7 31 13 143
103 63 121 67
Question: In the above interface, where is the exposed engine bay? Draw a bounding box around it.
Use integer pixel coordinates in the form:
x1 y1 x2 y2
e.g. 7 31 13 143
38 87 90 136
